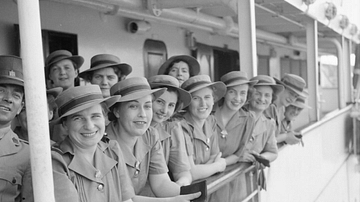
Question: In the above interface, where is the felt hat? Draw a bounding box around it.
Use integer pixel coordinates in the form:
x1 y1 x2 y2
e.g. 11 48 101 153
51 85 121 124
44 50 84 78
0 55 24 87
79 54 132 81
290 96 311 109
274 74 306 97
221 71 258 87
250 75 284 95
181 75 226 102
110 77 166 102
148 75 192 110
157 55 200 76
46 87 63 98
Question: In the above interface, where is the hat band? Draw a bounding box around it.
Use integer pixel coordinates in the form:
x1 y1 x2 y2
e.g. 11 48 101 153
184 81 211 91
58 93 103 117
282 80 303 92
91 60 117 68
296 98 305 103
47 55 69 66
256 80 272 85
113 85 151 96
223 76 248 85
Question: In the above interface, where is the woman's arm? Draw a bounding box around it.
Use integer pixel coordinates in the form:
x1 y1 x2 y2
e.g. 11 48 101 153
173 170 192 186
276 131 301 145
132 192 200 202
188 153 226 181
149 173 181 197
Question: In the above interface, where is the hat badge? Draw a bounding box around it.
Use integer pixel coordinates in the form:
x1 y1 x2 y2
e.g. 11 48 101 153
8 70 16 77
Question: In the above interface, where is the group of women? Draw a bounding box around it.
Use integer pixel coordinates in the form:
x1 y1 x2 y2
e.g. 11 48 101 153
39 49 308 202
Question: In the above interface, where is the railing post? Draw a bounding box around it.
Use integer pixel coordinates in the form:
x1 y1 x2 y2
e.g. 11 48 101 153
17 1 55 202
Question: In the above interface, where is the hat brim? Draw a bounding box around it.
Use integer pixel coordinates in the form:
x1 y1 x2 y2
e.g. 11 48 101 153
0 76 24 87
45 56 84 77
150 83 192 110
158 55 200 76
291 102 311 109
115 88 166 103
79 63 132 80
50 95 121 125
226 80 258 87
254 83 284 95
188 81 226 103
46 87 63 98
274 77 307 97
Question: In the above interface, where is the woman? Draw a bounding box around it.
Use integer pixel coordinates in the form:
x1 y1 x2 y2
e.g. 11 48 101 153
106 77 200 201
179 75 227 181
264 74 306 145
208 71 257 202
148 75 192 186
79 54 132 98
44 50 84 90
240 75 282 164
50 85 135 202
157 55 200 85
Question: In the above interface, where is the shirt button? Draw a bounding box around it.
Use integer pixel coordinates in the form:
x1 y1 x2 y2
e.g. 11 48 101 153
97 184 104 191
206 138 210 144
206 147 209 151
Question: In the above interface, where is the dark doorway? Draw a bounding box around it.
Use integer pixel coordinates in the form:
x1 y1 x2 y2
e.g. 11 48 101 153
213 48 239 81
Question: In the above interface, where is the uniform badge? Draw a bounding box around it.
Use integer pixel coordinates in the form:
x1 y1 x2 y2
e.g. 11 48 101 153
8 70 16 77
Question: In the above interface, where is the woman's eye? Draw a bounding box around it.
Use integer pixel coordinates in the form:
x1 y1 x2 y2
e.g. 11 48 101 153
145 104 152 109
129 105 137 109
169 103 176 108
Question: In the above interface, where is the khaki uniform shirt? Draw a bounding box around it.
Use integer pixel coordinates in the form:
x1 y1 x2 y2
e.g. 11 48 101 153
106 123 168 194
180 113 220 165
0 129 33 202
214 108 255 158
51 136 135 202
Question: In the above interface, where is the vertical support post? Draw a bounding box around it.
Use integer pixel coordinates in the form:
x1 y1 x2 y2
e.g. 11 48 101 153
17 1 55 202
238 0 257 77
341 37 351 108
306 18 319 121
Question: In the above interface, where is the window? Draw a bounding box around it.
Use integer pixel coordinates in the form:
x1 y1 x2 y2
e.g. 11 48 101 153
143 39 167 78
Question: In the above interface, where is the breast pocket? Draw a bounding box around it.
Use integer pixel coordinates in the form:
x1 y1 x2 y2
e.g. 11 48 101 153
0 169 22 197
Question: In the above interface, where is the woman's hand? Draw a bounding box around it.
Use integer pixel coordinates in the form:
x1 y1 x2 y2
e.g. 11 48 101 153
285 131 301 145
214 153 226 172
240 151 257 163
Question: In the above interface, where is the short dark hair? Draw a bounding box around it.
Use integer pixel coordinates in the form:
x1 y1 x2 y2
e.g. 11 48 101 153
164 59 195 77
83 67 123 83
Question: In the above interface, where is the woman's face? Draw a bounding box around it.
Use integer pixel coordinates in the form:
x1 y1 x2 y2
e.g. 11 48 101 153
279 87 299 107
115 95 153 137
249 86 273 112
91 67 119 98
224 84 249 111
188 87 214 122
152 90 178 124
48 59 78 90
63 104 105 149
168 61 190 85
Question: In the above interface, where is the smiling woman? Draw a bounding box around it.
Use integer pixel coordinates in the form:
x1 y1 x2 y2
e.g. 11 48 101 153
49 85 138 202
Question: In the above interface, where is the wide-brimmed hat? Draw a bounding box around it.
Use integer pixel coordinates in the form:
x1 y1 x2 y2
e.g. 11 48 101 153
0 55 24 87
79 54 132 81
221 71 258 87
157 55 200 76
110 77 166 103
274 74 306 97
181 75 226 102
46 87 63 98
250 75 284 95
51 85 121 124
148 75 192 110
44 50 84 78
290 96 311 109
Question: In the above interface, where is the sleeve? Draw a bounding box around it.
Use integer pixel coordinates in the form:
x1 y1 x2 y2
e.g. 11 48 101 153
51 151 80 202
179 120 194 157
167 122 191 174
114 143 136 201
148 129 169 175
233 115 255 158
20 159 34 202
209 116 220 156
262 120 278 155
